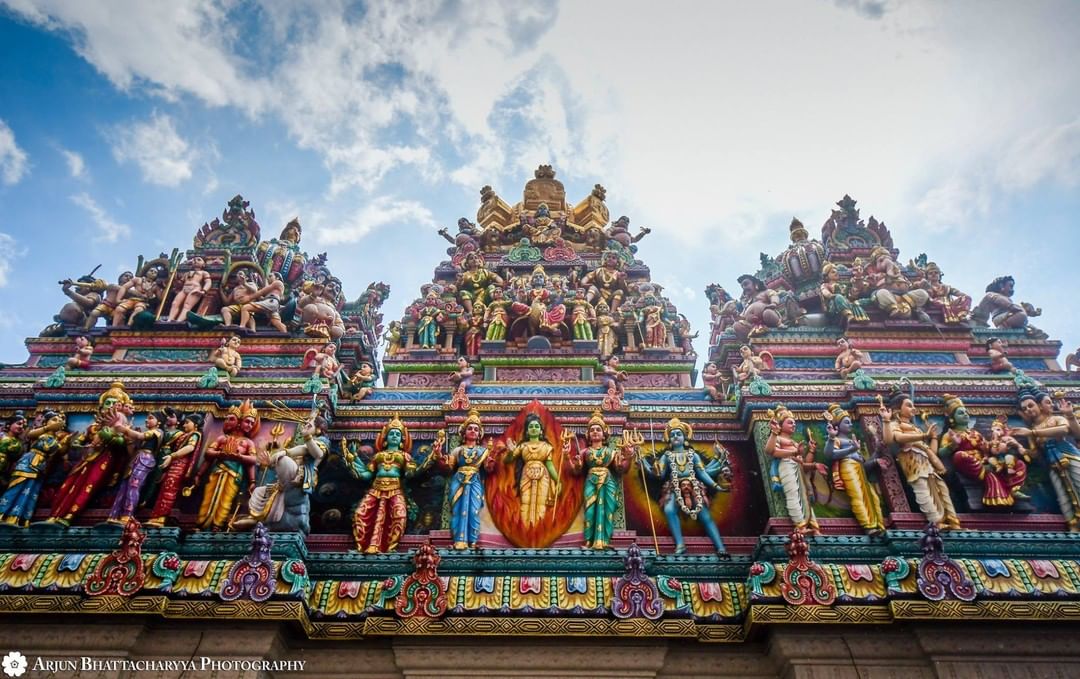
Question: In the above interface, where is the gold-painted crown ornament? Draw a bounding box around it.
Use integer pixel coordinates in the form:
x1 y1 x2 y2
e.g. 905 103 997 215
822 403 850 423
98 381 132 409
587 410 609 436
227 399 259 420
942 393 965 415
377 413 412 451
664 417 693 443
767 403 795 424
458 409 484 439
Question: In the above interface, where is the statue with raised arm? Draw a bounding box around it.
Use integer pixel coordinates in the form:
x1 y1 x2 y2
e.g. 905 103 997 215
238 271 287 332
346 415 435 553
166 256 213 322
565 411 634 549
973 275 1045 338
862 246 930 321
1012 388 1080 531
765 404 822 535
645 417 728 554
190 401 260 531
939 394 1028 511
81 272 134 330
880 384 960 530
111 267 163 326
441 410 493 550
0 411 70 527
234 415 329 534
822 403 886 535
146 413 203 527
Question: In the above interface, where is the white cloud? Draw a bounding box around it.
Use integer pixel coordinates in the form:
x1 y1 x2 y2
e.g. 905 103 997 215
997 117 1080 191
1 0 268 112
0 233 26 287
0 119 29 185
60 148 86 179
71 192 132 242
110 112 195 186
313 196 437 245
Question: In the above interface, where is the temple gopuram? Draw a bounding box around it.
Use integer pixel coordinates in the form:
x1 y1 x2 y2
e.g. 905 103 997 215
2 168 1080 676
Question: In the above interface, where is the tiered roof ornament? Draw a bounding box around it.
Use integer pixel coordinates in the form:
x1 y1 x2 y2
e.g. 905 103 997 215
388 166 690 384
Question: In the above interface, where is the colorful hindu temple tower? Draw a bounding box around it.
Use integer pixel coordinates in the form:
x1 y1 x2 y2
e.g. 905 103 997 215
1 169 1080 675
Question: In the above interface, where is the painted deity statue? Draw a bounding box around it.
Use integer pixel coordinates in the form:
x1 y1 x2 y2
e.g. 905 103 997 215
190 401 260 531
48 382 136 526
239 271 288 332
986 337 1014 373
735 345 773 385
107 411 166 525
599 356 627 397
0 411 27 488
449 356 474 392
640 297 669 349
484 287 511 341
733 274 782 340
383 320 402 357
822 404 886 535
570 289 596 341
819 262 868 327
81 272 134 330
342 363 376 400
146 413 203 527
918 262 970 324
862 246 930 320
220 269 261 327
595 300 619 358
297 276 347 341
510 264 566 337
835 337 868 380
0 411 69 527
1013 388 1080 531
973 275 1044 337
66 335 93 370
111 267 164 326
765 405 821 535
304 342 342 382
566 411 634 549
880 386 960 530
47 273 102 334
234 415 329 534
581 251 629 312
211 335 243 378
939 394 1028 511
463 304 485 357
706 284 738 344
702 362 726 402
346 415 430 553
646 418 728 554
415 292 444 348
504 413 560 526
166 255 213 322
456 252 504 314
441 410 493 550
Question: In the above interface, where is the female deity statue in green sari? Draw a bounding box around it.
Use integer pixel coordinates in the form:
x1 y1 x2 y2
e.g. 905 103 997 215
566 411 635 549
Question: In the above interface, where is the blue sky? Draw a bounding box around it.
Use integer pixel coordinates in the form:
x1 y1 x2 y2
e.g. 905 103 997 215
0 1 1078 365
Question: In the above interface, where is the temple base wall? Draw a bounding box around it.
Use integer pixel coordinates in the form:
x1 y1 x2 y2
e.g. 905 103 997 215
4 621 1079 678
